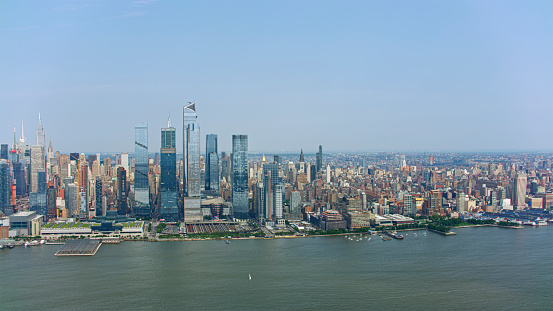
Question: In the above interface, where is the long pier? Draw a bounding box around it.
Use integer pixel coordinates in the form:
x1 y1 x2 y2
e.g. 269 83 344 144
54 239 102 256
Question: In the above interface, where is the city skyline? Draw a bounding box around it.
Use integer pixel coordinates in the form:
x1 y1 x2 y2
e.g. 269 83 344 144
1 1 552 153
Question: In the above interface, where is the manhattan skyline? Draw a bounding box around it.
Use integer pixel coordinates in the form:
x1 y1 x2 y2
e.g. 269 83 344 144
1 0 552 153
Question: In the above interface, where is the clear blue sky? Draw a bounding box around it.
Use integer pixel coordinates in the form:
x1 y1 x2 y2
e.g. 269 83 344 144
1 0 552 154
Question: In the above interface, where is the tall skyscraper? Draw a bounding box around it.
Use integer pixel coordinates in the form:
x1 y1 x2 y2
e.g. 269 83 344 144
30 170 46 216
0 160 12 215
232 135 248 219
95 175 103 217
30 145 44 193
117 167 127 215
160 116 178 222
316 145 323 172
221 152 230 183
47 185 56 220
0 144 8 160
183 103 202 222
121 153 129 178
513 172 527 210
134 123 150 217
205 134 219 194
262 163 280 220
36 113 45 148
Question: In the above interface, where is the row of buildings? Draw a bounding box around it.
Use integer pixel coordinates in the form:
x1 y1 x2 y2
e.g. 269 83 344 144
1 108 552 232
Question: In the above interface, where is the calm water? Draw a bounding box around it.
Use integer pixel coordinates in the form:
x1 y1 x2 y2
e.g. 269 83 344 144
2 226 552 310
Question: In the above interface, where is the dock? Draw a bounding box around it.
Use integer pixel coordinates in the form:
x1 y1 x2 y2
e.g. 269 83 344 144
54 239 102 256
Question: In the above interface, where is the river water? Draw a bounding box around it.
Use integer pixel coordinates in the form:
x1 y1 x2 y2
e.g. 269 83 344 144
2 226 552 310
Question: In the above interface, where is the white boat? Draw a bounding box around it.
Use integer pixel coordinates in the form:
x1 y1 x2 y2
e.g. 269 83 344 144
523 221 537 226
24 242 30 247
537 221 548 226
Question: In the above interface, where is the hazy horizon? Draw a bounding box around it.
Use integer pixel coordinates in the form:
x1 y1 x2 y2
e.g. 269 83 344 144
1 0 552 153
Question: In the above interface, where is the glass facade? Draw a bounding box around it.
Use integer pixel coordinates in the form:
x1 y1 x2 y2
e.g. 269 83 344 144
160 125 178 222
0 160 11 215
95 175 103 216
134 124 150 217
316 145 323 172
183 103 201 197
30 170 47 216
232 135 248 219
183 103 202 222
205 134 218 193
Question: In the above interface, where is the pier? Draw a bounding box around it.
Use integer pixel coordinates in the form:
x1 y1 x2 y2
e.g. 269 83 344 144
54 239 102 256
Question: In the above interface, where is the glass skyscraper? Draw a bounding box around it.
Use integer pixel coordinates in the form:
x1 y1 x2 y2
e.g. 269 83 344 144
0 160 11 215
262 163 280 220
316 145 323 172
95 175 103 217
134 123 150 217
205 134 219 194
160 117 178 222
183 103 202 222
232 135 248 219
30 170 47 216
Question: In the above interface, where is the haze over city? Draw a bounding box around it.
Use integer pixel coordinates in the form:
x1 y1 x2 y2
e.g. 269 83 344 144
1 0 552 153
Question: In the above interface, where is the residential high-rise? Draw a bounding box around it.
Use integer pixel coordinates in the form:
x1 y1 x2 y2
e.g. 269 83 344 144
36 113 45 148
274 183 284 220
402 194 415 216
95 175 103 217
262 163 280 220
117 167 127 215
65 182 78 216
47 185 56 220
290 190 301 218
30 170 47 216
160 116 178 222
30 145 44 193
220 152 230 183
205 134 219 194
183 103 202 222
0 144 8 160
513 172 527 210
121 153 129 178
456 193 469 213
0 160 12 215
12 161 25 196
134 124 150 217
316 145 323 172
232 135 248 219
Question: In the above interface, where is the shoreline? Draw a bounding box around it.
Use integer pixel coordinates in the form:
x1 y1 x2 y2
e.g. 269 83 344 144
35 223 547 243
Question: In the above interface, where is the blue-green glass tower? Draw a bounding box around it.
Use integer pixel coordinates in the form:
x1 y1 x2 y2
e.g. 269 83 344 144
160 116 178 222
134 123 150 217
205 134 219 194
232 135 248 219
